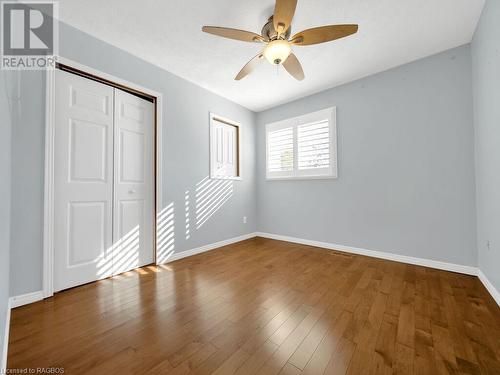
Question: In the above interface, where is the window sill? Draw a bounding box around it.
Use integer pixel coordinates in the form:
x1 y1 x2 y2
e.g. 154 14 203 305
265 175 337 181
210 176 242 181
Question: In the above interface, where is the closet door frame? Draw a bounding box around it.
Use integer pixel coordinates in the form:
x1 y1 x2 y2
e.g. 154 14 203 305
43 56 163 298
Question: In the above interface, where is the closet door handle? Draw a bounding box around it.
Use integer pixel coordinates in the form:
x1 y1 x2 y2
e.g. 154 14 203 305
128 189 136 194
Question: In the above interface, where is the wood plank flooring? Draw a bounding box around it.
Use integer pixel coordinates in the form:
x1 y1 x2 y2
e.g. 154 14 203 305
7 237 500 374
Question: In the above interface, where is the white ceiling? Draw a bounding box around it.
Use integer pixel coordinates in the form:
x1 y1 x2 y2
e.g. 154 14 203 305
57 0 485 112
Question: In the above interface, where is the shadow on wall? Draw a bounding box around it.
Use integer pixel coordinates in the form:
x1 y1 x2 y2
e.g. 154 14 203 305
157 202 175 264
96 176 235 269
185 189 191 239
156 176 235 263
86 177 234 279
195 176 234 229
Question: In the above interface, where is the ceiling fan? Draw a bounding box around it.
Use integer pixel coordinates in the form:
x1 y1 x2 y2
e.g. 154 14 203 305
202 0 358 81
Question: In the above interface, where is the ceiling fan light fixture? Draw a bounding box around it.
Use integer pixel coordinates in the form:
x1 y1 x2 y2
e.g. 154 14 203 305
263 39 291 65
202 0 359 80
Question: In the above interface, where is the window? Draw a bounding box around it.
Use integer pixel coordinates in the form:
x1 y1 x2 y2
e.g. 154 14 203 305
210 113 241 179
266 107 337 179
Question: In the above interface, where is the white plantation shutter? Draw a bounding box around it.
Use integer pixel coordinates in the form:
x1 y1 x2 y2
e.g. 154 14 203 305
297 120 330 170
266 108 337 179
267 127 294 173
210 114 240 179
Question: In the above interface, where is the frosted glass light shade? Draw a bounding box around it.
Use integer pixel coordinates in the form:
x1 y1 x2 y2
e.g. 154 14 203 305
263 39 291 65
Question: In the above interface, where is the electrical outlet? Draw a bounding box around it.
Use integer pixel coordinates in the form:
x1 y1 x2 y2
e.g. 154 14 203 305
487 241 491 251
243 216 247 224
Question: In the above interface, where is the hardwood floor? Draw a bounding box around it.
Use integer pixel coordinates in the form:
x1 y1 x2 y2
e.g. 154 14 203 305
7 237 500 374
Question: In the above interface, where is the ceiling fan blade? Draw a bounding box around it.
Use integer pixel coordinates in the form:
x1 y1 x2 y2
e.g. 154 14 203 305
235 53 264 80
290 24 358 46
202 26 266 43
273 0 298 35
282 53 304 81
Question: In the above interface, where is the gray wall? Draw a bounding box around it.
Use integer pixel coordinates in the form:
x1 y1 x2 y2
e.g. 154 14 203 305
10 15 496 298
1 69 13 367
472 0 500 291
256 45 477 267
10 21 257 296
9 70 44 297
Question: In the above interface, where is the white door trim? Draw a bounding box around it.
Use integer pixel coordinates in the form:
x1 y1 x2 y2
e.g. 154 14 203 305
43 56 163 298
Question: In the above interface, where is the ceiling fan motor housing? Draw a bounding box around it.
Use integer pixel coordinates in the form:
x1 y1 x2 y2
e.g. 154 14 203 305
261 16 291 41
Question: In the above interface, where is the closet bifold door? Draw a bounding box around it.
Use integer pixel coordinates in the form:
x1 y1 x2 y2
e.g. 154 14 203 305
54 69 114 292
54 70 155 292
112 88 154 275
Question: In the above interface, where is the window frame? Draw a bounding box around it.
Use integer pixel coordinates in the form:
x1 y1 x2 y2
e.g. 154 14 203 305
209 112 242 180
265 107 337 180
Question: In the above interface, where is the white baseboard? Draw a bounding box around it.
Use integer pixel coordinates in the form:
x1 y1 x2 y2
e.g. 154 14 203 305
9 232 496 314
163 232 258 263
478 270 500 307
1 299 11 373
9 290 45 309
256 232 478 276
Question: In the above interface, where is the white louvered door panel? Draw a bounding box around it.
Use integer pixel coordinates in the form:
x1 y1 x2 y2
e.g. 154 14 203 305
266 107 336 179
210 119 238 179
297 120 332 177
266 126 294 178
